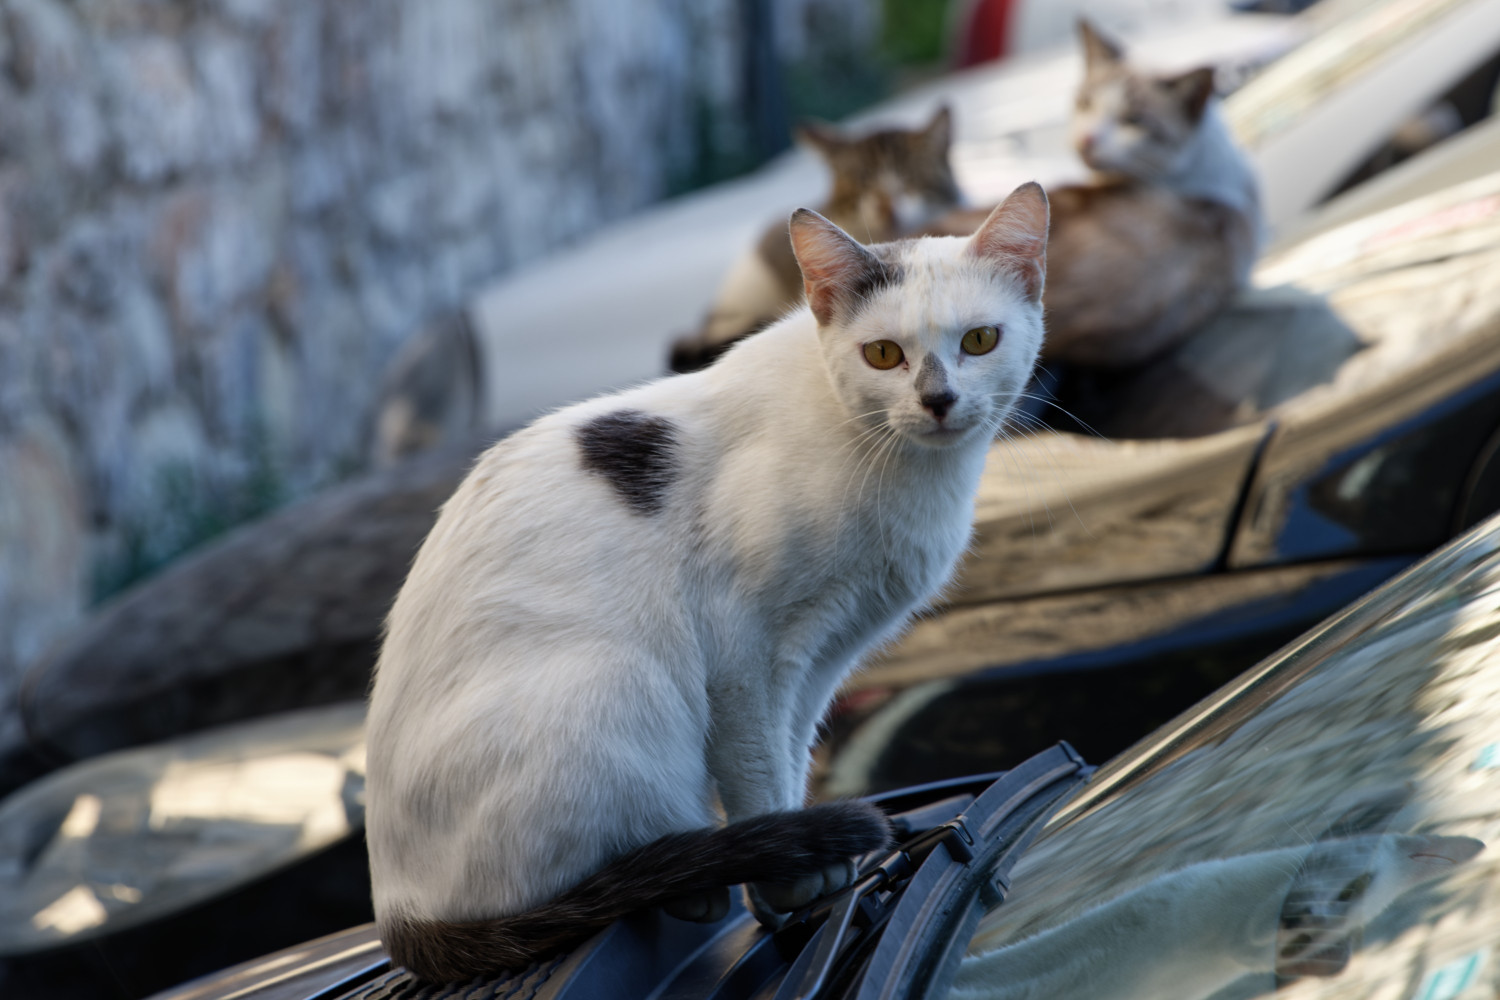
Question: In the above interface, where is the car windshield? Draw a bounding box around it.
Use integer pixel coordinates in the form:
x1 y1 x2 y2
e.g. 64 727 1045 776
0 704 366 955
946 517 1500 1000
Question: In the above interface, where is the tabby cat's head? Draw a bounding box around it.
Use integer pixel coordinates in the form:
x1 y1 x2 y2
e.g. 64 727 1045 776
798 106 963 241
1072 19 1218 181
788 182 1047 449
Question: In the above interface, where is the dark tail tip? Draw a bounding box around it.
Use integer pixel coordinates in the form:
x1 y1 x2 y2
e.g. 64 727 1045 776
381 799 893 983
668 331 736 373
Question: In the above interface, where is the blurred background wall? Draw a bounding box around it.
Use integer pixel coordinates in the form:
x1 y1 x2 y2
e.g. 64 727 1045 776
0 0 880 735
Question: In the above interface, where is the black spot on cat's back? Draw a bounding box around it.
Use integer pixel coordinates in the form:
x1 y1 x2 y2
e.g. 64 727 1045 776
575 410 678 515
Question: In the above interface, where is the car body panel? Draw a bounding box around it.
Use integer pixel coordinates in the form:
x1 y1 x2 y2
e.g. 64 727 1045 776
820 556 1408 795
854 557 1398 691
1229 172 1500 565
1276 115 1500 248
149 926 384 1000
952 422 1269 603
1230 0 1500 230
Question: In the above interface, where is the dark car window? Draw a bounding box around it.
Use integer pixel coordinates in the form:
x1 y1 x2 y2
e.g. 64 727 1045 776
949 518 1500 999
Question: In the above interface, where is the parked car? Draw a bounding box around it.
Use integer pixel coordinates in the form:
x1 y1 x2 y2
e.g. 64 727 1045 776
9 186 1500 980
85 503 1500 1000
13 0 1500 799
7 4 1500 994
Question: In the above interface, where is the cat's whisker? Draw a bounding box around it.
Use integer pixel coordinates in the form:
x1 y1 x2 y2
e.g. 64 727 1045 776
993 413 1090 537
1012 391 1109 441
834 406 898 432
858 427 904 529
831 419 902 564
987 424 1042 540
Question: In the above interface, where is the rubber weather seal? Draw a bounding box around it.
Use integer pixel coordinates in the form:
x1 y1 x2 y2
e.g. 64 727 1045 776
774 742 1091 1000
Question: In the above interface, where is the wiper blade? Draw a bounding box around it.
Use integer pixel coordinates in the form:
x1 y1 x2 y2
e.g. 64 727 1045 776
777 742 1091 1000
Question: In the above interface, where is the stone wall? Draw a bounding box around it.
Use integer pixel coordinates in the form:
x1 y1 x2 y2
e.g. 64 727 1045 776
0 0 878 738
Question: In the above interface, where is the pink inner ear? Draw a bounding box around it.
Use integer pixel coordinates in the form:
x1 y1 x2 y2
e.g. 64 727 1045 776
968 183 1049 301
789 209 881 326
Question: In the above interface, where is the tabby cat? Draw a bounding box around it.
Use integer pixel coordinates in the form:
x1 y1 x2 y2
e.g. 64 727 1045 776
669 105 963 373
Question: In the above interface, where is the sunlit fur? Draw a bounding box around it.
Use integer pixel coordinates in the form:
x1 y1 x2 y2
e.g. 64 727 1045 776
1071 19 1258 222
366 186 1047 948
952 833 1483 1000
916 22 1260 371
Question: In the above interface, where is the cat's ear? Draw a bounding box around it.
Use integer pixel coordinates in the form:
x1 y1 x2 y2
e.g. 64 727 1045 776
966 181 1048 302
921 104 953 153
789 209 891 327
1077 18 1122 74
1163 66 1217 122
795 120 845 163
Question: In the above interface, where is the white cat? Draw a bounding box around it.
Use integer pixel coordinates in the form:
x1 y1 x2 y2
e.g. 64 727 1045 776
951 833 1484 1000
365 182 1051 982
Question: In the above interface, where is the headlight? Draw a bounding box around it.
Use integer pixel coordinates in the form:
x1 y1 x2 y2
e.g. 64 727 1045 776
0 703 366 955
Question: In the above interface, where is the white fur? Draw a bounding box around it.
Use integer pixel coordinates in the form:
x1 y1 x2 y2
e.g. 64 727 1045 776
366 205 1046 929
1160 102 1261 224
1077 92 1259 219
951 833 1482 1000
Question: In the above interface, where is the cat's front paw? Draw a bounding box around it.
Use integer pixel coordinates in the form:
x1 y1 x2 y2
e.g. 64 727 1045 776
746 858 858 928
662 886 731 923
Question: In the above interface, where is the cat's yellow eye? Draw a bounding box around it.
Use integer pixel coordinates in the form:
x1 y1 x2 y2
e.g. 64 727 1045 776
961 325 1000 356
863 340 904 370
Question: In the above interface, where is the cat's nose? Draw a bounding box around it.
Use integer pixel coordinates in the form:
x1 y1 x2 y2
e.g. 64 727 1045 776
921 390 958 421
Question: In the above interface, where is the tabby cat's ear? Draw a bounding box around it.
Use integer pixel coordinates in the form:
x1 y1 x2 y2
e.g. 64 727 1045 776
1162 66 1217 122
1077 18 1122 73
795 121 844 162
922 104 953 153
789 209 891 327
966 182 1049 302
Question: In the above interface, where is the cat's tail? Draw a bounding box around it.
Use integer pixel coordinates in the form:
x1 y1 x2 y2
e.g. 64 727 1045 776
668 325 738 373
381 800 892 983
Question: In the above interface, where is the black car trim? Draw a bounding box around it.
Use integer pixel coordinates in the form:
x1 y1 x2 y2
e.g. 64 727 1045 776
301 951 390 1000
1211 419 1280 573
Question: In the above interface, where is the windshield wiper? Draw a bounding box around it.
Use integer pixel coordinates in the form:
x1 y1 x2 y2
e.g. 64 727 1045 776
776 742 1091 1000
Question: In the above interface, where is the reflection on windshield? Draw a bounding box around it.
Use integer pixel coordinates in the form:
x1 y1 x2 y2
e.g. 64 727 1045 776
951 830 1482 1000
0 703 366 954
954 522 1500 998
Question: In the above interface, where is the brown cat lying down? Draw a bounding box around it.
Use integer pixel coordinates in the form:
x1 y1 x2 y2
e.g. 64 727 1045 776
669 105 962 373
927 182 1257 369
925 20 1261 370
